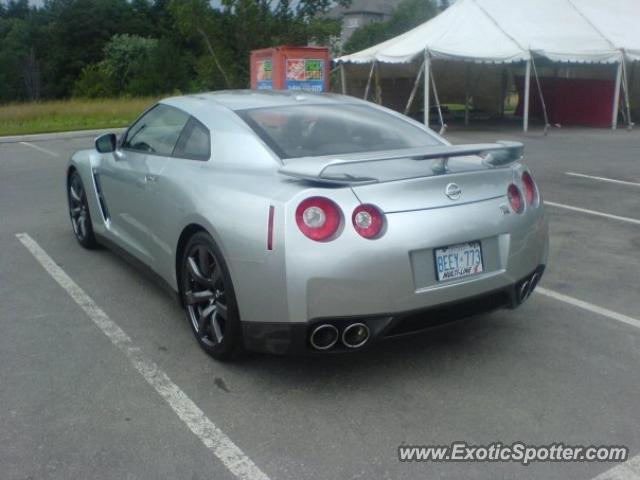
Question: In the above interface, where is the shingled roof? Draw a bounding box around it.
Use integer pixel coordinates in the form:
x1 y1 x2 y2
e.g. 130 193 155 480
326 0 401 19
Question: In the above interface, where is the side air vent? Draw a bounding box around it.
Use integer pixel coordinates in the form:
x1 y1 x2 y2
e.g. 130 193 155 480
92 170 110 221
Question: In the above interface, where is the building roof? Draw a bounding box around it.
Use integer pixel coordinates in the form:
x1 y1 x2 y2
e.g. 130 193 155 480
327 0 400 19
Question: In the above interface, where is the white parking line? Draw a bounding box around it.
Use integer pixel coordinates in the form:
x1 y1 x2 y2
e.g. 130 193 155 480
545 201 640 226
591 454 640 480
566 172 640 188
538 288 640 480
15 233 270 480
18 141 59 157
536 287 640 330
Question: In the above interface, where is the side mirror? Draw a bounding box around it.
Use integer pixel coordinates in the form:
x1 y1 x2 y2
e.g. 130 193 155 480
95 133 117 153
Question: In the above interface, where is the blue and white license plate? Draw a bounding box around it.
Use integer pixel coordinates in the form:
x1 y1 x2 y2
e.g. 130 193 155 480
434 241 483 282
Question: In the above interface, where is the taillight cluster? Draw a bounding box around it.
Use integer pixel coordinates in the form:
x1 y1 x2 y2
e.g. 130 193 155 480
352 204 384 239
507 171 539 214
295 197 385 241
295 197 342 241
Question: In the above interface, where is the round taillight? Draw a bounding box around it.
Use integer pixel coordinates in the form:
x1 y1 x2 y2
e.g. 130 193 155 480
295 197 342 241
507 184 524 214
352 204 385 239
521 171 538 206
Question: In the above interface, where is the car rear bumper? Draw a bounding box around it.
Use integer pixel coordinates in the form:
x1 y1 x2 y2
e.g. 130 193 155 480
281 196 548 320
242 265 544 354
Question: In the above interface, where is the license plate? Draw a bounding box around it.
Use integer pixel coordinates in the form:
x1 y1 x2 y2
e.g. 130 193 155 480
434 241 483 282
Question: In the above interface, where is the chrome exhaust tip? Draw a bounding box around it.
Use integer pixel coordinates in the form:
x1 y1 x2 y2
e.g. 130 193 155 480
528 273 540 296
518 280 530 303
309 324 339 350
341 323 370 349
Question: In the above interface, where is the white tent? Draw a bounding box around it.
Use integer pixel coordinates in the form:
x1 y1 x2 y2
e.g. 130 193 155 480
336 0 640 131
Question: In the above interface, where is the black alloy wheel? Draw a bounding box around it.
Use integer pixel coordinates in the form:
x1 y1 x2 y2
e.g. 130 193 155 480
68 171 97 248
181 232 242 360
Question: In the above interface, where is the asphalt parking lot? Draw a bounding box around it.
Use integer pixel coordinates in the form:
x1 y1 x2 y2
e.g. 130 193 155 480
1 125 639 480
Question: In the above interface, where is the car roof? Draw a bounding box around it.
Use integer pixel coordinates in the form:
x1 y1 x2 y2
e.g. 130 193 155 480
161 89 362 112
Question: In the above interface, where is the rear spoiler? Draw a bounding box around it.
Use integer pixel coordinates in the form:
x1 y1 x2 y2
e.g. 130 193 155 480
278 141 523 185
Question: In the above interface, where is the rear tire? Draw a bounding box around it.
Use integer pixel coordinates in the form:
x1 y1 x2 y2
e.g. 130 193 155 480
67 171 98 249
180 232 243 360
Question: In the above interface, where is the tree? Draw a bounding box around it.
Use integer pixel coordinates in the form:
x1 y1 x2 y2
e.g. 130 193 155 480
169 0 233 88
101 34 159 91
169 0 346 89
127 39 193 95
4 0 30 19
343 0 438 54
44 0 131 97
0 0 350 102
72 64 113 98
74 34 192 97
0 12 42 101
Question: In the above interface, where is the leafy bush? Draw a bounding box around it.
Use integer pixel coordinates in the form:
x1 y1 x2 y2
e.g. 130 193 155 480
73 64 115 98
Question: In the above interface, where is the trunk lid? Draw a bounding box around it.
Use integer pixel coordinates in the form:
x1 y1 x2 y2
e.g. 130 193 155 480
351 165 514 213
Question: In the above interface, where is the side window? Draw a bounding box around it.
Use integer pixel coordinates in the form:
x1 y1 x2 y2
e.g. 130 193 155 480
122 104 189 156
173 117 211 161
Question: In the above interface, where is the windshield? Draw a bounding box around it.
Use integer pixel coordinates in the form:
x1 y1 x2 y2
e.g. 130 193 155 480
237 104 441 159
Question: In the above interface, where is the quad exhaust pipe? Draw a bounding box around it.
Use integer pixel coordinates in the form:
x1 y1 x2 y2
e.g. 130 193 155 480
309 322 371 350
342 323 370 349
518 280 530 302
528 273 540 296
518 271 541 303
309 324 339 350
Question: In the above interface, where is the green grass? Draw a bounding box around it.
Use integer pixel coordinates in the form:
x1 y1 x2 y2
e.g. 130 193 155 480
0 97 159 136
442 103 467 112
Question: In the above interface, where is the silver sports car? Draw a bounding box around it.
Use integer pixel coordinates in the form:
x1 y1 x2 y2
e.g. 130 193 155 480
66 90 548 360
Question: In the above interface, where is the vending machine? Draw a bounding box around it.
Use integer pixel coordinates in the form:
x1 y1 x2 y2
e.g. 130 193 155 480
250 46 331 93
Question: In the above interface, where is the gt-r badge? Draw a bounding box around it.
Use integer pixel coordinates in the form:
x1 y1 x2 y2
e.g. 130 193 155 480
445 183 462 200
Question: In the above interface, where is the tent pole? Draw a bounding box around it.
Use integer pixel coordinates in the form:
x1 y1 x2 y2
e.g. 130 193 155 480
523 59 531 132
630 61 636 129
612 61 622 130
430 67 446 134
464 64 470 126
340 64 347 95
499 66 507 119
374 62 382 104
531 56 551 134
404 58 425 115
424 51 431 128
620 55 633 130
363 62 375 101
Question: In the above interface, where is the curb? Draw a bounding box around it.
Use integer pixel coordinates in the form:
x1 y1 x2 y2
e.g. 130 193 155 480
0 128 126 144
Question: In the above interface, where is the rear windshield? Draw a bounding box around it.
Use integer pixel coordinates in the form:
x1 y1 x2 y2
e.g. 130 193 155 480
237 104 441 159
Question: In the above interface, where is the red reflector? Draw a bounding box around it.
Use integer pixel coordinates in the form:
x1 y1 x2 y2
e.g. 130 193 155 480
522 171 538 205
295 197 342 241
507 184 524 214
267 205 274 250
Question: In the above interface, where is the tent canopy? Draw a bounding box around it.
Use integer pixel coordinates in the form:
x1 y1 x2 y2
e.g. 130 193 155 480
336 0 640 65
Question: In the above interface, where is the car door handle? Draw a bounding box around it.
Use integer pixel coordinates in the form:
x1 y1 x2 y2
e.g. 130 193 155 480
144 174 157 184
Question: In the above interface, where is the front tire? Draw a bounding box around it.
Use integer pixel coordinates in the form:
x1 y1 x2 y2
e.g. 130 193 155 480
180 232 243 360
67 171 98 249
